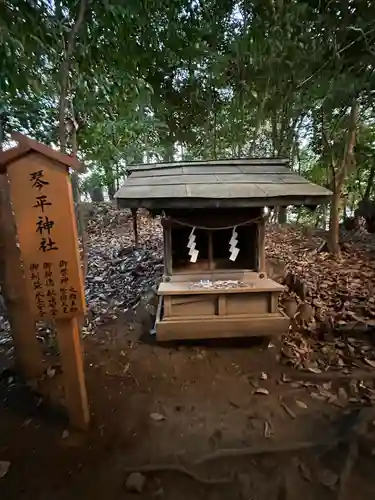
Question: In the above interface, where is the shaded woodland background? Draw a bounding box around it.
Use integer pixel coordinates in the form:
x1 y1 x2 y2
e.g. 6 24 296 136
1 0 375 254
3 5 375 496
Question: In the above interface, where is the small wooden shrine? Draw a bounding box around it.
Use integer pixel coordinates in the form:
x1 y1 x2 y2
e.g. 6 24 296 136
115 159 331 341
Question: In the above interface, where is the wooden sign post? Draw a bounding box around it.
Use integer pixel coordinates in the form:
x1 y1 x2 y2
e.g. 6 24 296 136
0 175 44 379
0 133 89 430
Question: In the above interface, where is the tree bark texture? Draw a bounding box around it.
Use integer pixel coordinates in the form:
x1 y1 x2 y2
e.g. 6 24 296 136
328 99 358 255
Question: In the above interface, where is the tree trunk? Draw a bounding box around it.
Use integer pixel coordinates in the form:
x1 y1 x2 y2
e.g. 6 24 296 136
278 207 287 224
328 188 341 254
343 197 348 221
314 212 320 229
296 207 302 224
58 0 88 152
322 205 328 230
163 142 174 162
107 183 116 200
103 164 115 199
90 186 104 202
328 99 358 255
364 164 375 199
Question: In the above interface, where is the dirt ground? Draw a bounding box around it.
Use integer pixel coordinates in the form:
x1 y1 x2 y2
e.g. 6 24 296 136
1 312 375 500
1 213 375 499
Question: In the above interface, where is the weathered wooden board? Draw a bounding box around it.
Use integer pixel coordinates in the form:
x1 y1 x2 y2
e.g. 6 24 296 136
7 152 86 321
171 295 218 306
185 183 268 198
115 156 332 209
226 293 268 315
155 311 289 341
183 165 242 174
116 194 330 210
215 174 282 184
126 174 218 186
170 295 216 316
237 165 289 174
259 183 330 197
130 172 311 185
170 270 260 282
131 167 184 178
129 158 289 171
116 184 188 198
277 174 310 184
158 279 284 295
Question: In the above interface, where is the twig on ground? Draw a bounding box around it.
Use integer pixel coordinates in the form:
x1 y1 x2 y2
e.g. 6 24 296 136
122 440 335 486
123 406 375 487
279 396 296 419
194 438 338 465
123 463 233 485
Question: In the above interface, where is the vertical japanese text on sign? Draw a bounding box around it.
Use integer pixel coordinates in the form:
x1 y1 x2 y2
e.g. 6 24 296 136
7 153 85 320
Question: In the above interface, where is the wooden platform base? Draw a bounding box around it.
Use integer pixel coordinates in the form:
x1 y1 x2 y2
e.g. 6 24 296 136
155 276 289 341
155 299 289 341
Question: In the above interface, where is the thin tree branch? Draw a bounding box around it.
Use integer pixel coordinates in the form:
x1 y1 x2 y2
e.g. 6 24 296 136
59 0 89 152
297 26 375 89
337 99 359 185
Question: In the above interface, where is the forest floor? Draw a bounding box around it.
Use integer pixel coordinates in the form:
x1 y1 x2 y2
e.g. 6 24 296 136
1 204 375 499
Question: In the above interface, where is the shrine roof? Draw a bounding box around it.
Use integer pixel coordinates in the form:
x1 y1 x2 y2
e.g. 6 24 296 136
0 133 84 173
115 158 332 209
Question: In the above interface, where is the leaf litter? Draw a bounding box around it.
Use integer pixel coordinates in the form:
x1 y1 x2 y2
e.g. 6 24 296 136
83 204 163 330
266 224 375 380
2 206 375 401
3 210 375 496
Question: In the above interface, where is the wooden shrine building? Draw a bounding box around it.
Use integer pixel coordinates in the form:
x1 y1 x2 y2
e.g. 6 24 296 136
115 159 331 341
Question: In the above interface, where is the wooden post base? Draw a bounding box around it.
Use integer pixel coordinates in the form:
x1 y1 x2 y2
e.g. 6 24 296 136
9 306 43 379
55 317 89 430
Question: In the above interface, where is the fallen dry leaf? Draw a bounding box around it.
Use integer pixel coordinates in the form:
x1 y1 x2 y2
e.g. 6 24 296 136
338 387 348 400
364 358 375 368
298 461 312 482
254 388 269 395
264 420 273 438
310 392 326 401
307 366 322 374
150 412 166 421
295 400 308 409
0 461 10 479
61 430 69 439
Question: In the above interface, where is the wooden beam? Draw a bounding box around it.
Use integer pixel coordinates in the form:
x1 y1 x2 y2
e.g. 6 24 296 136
128 158 290 171
158 279 283 295
269 292 279 313
257 221 266 272
131 208 139 246
208 231 214 270
163 226 173 277
55 317 90 430
156 313 289 341
163 296 172 317
218 295 226 315
0 175 43 379
116 196 328 211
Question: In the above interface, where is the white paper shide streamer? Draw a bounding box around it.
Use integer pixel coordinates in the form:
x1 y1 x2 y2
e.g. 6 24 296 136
187 227 199 263
229 226 239 261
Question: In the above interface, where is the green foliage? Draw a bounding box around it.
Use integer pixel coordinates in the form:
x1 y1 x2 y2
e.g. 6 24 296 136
2 0 375 206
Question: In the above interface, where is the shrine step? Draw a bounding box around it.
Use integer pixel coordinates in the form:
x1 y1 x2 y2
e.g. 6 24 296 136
155 309 289 341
